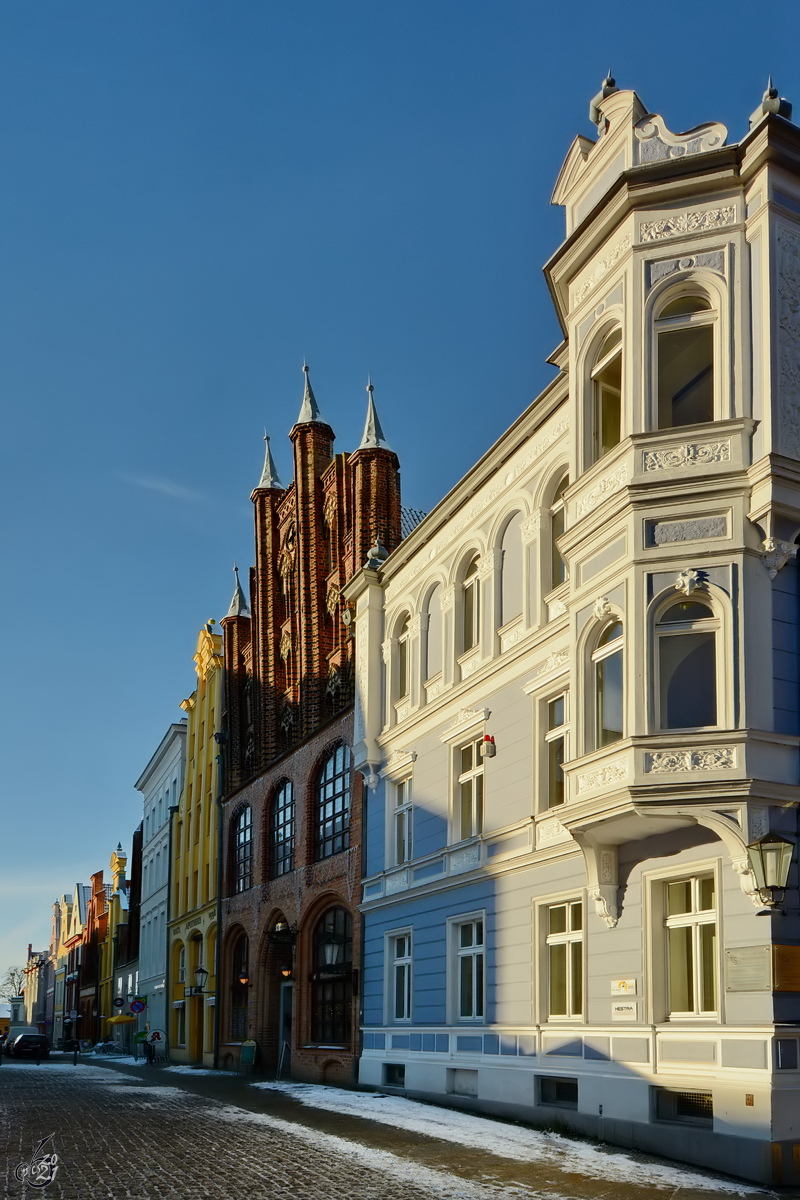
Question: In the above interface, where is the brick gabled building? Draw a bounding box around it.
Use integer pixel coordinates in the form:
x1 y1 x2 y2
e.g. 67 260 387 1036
218 368 404 1080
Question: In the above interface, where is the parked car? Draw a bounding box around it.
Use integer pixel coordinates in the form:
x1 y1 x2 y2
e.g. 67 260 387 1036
7 1034 50 1059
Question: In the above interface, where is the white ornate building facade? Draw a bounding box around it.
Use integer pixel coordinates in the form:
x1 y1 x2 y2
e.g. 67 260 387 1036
345 82 800 1186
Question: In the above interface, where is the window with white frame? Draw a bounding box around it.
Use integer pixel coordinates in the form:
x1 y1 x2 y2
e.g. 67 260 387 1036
656 599 718 730
396 615 410 701
592 621 624 748
499 512 523 628
549 476 568 591
456 738 484 841
424 584 443 681
390 932 412 1022
461 556 481 653
545 901 583 1018
392 777 413 865
655 293 715 428
234 805 253 892
664 875 717 1017
590 328 622 464
177 945 186 983
456 918 484 1020
544 692 568 808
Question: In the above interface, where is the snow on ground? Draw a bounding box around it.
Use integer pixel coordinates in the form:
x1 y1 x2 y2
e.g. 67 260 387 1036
253 1082 760 1196
161 1065 237 1076
214 1103 556 1200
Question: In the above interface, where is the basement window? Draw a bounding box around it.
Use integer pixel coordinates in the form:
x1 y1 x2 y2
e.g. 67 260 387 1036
653 1087 713 1127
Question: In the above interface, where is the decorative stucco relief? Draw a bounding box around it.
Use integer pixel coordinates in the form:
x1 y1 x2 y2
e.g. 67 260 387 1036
761 537 798 579
650 516 727 544
408 614 423 636
548 599 567 620
642 440 730 472
593 596 612 621
575 758 628 794
279 630 291 661
381 640 392 665
648 250 725 288
530 649 569 681
639 206 736 243
572 234 632 309
644 747 736 773
634 114 727 164
460 654 481 680
439 585 455 612
450 845 481 873
777 226 800 460
536 817 572 847
385 870 409 895
521 511 543 540
575 464 628 518
500 624 527 652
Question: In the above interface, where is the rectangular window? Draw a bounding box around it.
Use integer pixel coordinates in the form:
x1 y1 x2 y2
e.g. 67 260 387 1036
653 1087 713 1127
546 901 583 1018
457 739 484 841
545 693 568 808
539 1075 578 1108
457 918 484 1020
393 779 413 865
664 875 717 1016
391 933 412 1022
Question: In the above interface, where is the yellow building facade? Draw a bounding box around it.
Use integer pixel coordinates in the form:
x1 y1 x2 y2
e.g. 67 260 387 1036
168 622 222 1066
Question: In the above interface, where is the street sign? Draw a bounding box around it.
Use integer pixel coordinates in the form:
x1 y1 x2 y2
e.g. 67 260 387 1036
129 1000 145 1014
112 997 125 1008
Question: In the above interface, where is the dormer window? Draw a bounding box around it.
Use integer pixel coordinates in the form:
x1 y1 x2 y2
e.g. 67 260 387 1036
656 294 715 428
590 329 622 463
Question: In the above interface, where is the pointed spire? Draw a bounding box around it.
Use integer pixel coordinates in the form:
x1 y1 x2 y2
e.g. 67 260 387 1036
358 378 392 451
296 361 322 424
226 564 250 619
256 431 283 490
751 76 793 127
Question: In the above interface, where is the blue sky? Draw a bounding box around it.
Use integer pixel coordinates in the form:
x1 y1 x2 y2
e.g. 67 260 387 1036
2 0 798 978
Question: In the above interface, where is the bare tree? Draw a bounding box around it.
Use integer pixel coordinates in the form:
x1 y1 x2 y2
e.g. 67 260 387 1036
0 966 26 1000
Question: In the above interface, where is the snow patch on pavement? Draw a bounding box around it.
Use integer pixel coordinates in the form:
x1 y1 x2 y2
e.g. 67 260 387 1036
214 1103 558 1200
161 1065 237 1076
252 1082 760 1196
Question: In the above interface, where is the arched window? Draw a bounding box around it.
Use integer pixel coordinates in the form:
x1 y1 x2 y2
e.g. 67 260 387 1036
315 743 351 860
656 294 715 428
462 556 481 653
499 512 523 628
233 806 252 893
177 944 186 983
396 615 410 700
311 908 353 1045
424 584 443 681
592 621 624 748
270 780 295 878
230 934 249 1040
549 476 569 591
657 599 718 729
590 328 622 463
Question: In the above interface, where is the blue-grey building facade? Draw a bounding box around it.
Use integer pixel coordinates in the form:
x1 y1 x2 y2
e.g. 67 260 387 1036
344 82 800 1187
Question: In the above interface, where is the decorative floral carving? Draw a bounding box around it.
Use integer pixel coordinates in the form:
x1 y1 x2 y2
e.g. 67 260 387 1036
460 654 481 679
381 639 392 665
576 760 628 794
572 233 633 308
593 596 612 621
761 537 798 580
589 887 620 929
548 599 567 620
448 707 491 729
536 818 572 847
777 227 800 460
439 585 455 612
531 649 569 680
500 624 526 652
643 441 730 471
639 206 736 243
521 511 543 540
645 747 735 773
279 629 292 661
575 465 627 518
674 568 706 595
408 614 423 636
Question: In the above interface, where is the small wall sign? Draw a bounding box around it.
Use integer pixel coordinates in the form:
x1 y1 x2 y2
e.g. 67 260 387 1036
611 979 636 995
611 1001 637 1021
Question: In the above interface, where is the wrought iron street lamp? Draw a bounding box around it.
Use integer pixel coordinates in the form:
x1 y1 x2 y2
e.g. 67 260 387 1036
194 966 209 993
747 832 794 908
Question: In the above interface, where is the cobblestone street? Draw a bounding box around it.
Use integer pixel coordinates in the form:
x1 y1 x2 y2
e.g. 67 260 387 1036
0 1057 784 1200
